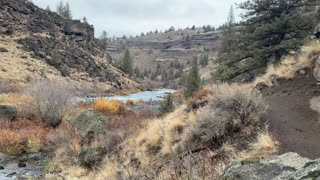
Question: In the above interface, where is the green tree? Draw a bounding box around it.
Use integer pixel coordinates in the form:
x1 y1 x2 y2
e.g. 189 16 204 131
184 57 200 98
56 1 64 16
121 49 133 75
63 2 72 19
56 1 72 19
214 0 315 82
82 16 87 23
200 54 209 67
159 93 175 114
219 5 237 55
46 5 51 11
48 49 62 68
99 30 108 52
134 67 142 78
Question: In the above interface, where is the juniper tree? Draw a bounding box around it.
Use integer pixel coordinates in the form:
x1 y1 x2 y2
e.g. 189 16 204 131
214 0 315 82
99 31 108 52
184 57 201 98
121 49 133 76
56 1 72 19
159 93 175 114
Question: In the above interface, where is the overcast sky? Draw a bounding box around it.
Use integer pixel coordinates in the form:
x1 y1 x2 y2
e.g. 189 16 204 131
32 0 245 37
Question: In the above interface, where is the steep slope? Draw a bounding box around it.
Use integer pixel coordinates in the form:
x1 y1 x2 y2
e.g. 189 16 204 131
108 29 221 82
0 0 137 93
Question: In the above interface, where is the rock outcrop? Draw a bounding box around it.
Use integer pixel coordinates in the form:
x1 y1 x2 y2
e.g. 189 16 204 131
223 152 320 180
0 0 136 90
68 109 110 144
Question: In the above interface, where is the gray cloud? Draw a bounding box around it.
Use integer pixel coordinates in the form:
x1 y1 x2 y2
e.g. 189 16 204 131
31 0 244 37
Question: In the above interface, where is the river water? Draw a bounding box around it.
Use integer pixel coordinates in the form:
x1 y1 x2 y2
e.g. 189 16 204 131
80 89 176 102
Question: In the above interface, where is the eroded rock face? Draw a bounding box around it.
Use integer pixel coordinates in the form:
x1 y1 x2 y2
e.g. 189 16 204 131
223 152 320 180
0 104 17 121
68 109 110 144
0 0 120 83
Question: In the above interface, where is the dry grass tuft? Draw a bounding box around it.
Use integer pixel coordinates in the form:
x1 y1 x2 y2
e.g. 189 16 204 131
252 40 320 88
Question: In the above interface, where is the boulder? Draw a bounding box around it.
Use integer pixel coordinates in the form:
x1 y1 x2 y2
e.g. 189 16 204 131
0 48 8 52
68 109 110 144
313 57 320 81
223 152 320 180
0 104 17 121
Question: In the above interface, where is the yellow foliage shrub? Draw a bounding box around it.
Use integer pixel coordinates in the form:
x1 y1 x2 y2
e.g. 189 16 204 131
93 99 121 115
0 120 47 155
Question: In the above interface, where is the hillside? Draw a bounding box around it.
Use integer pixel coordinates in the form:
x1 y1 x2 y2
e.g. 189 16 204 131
0 0 137 94
108 28 221 83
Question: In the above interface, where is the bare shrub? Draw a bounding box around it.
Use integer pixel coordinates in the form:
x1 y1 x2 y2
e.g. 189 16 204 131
27 79 74 127
185 84 267 149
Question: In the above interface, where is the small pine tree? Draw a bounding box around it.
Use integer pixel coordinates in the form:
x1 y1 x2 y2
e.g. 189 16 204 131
60 64 70 77
134 67 141 78
99 30 108 52
82 16 87 23
48 49 62 68
121 49 133 75
184 57 200 98
56 1 64 16
63 2 72 19
56 1 72 19
159 93 175 114
46 5 51 11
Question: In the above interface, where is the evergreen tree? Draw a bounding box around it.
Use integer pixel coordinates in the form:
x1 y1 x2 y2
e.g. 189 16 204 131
121 49 133 75
56 1 72 19
219 5 237 55
99 30 108 52
184 57 200 98
63 2 72 19
134 67 142 78
48 49 62 68
156 63 161 75
200 54 209 67
82 16 87 23
56 1 64 15
159 93 175 114
46 5 51 11
214 0 315 82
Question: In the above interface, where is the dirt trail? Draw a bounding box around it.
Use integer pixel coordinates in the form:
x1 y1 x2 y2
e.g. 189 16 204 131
262 76 320 159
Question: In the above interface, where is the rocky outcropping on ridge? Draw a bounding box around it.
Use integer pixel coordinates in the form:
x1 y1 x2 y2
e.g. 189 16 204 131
223 152 320 180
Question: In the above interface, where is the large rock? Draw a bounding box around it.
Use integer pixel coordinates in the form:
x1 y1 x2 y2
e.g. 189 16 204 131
68 109 110 144
223 152 320 180
313 57 320 81
0 104 17 121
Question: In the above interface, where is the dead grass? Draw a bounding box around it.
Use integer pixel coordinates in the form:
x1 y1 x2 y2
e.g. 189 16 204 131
252 40 320 88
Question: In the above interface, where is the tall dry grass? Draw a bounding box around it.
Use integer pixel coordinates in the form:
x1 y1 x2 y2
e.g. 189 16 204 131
252 40 320 88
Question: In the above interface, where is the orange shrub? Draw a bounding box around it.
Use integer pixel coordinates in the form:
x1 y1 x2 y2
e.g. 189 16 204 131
93 99 121 115
0 130 24 155
0 119 48 155
186 87 212 110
